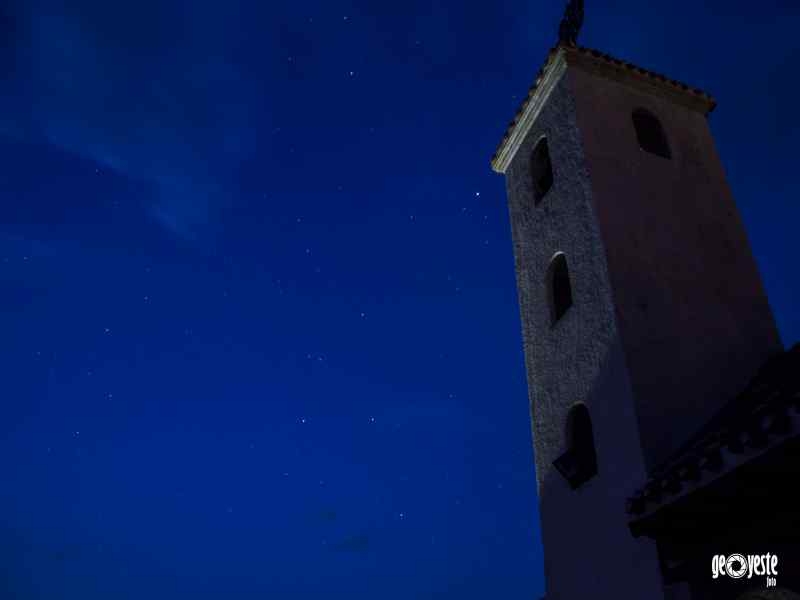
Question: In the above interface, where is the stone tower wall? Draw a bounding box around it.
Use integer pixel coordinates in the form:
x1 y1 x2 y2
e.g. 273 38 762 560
505 67 665 600
567 64 783 469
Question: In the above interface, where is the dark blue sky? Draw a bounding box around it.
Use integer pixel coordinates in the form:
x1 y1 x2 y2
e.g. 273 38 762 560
1 1 798 598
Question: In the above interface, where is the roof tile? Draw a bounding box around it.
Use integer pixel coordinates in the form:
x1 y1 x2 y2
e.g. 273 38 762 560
492 44 716 168
626 344 800 518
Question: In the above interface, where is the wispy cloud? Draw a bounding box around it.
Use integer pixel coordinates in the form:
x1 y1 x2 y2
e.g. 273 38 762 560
0 0 273 242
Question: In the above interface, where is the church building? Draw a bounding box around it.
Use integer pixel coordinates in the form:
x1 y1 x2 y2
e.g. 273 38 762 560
490 3 800 599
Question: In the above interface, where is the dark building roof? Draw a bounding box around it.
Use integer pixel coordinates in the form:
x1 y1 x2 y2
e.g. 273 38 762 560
491 44 717 170
626 344 800 521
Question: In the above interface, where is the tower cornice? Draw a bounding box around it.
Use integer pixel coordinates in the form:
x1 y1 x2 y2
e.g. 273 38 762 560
491 44 717 174
491 46 568 175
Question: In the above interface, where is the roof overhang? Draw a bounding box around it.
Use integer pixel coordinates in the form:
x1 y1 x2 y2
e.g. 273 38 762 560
627 428 800 541
491 44 717 175
628 423 800 539
491 46 568 175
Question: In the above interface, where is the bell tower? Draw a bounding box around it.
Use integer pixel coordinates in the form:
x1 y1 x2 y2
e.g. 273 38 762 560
491 3 782 599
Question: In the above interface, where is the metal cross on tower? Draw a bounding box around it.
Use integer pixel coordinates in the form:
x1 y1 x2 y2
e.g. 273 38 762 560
558 0 584 46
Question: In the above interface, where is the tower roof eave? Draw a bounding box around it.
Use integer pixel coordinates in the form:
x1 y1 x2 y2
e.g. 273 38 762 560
490 44 717 175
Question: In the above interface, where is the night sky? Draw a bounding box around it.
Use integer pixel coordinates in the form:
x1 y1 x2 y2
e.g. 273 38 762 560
1 1 798 598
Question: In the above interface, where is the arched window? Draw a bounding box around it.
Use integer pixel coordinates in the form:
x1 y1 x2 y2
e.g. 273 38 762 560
530 138 554 204
547 253 572 324
632 108 671 159
553 404 598 489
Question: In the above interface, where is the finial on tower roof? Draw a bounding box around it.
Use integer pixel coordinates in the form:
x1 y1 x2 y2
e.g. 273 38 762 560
558 0 584 46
